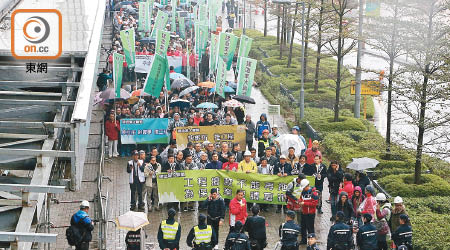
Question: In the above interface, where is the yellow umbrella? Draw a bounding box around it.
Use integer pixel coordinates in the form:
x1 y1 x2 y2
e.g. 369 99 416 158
116 211 149 231
198 81 216 88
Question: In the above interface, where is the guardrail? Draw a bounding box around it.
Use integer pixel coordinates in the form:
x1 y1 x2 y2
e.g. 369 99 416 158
279 83 297 104
96 117 109 249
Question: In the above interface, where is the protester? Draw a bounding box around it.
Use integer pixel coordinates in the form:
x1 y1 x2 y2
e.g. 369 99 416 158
326 211 353 250
262 147 278 167
223 154 239 171
162 154 182 172
186 213 217 250
279 210 301 250
299 179 319 245
201 188 226 249
255 114 270 140
225 221 251 250
391 214 413 250
105 112 120 158
294 155 308 175
351 186 365 225
391 196 407 233
274 155 292 177
286 173 306 226
304 140 322 165
219 142 233 163
206 152 223 170
158 208 181 250
69 200 94 250
244 115 256 150
303 155 327 214
257 129 270 158
286 147 299 171
125 229 142 250
358 185 377 222
356 213 378 250
375 193 392 250
327 160 343 220
354 170 371 193
127 150 145 211
340 173 354 200
250 148 260 165
229 189 248 232
144 156 161 211
269 124 280 145
231 143 243 162
335 191 354 224
243 205 267 250
238 151 257 173
290 126 307 154
257 157 274 175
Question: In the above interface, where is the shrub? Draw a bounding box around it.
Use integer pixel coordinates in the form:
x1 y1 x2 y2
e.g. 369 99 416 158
409 211 450 250
311 116 367 133
406 196 450 214
378 174 450 197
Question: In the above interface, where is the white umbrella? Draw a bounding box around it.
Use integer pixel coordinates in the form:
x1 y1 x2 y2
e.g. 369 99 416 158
179 86 200 97
274 134 306 157
116 211 149 231
223 99 243 108
347 157 379 171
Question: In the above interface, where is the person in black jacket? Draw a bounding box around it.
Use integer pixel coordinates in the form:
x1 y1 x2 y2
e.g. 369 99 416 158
162 154 182 172
70 201 94 250
158 208 181 250
303 155 327 214
326 211 353 250
392 214 413 250
225 221 251 250
354 170 371 195
187 213 218 250
327 160 343 220
274 155 292 213
244 115 256 150
200 48 210 81
306 233 320 250
201 188 226 249
279 210 301 250
356 213 377 250
125 229 143 250
244 205 267 249
335 192 354 224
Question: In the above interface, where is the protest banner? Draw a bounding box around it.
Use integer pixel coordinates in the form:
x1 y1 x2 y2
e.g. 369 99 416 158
218 32 239 70
236 57 257 97
179 16 186 39
150 10 169 38
155 29 171 56
175 125 246 149
209 33 218 72
120 118 170 144
157 170 316 204
120 29 136 67
143 54 167 97
171 0 177 32
135 55 182 73
215 58 227 98
237 34 253 73
138 1 150 32
113 53 123 98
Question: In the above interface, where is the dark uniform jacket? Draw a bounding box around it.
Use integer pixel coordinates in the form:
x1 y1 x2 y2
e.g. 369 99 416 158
224 232 251 250
243 215 267 242
392 224 413 249
279 220 301 247
356 222 378 250
157 218 181 249
327 222 353 250
186 223 218 249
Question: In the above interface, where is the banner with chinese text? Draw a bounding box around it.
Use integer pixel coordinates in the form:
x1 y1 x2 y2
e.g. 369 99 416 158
120 29 136 67
120 118 170 144
157 170 315 204
135 55 182 73
113 53 123 98
143 54 167 97
175 125 246 149
155 29 171 56
215 58 227 98
218 32 239 70
150 10 169 38
236 57 257 97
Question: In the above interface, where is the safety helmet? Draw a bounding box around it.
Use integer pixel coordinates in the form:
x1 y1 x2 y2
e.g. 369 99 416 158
300 179 309 189
80 200 90 208
243 151 251 156
291 126 300 131
394 196 403 204
376 193 387 202
272 124 278 129
262 129 269 134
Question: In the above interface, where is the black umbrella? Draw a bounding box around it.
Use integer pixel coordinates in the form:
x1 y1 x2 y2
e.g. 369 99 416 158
169 99 191 110
139 38 156 45
232 95 255 104
171 78 195 90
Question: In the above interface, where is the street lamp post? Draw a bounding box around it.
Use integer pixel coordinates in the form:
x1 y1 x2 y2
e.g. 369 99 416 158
354 0 364 118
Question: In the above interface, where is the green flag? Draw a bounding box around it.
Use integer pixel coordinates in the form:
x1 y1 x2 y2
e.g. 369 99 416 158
165 55 171 91
171 0 177 33
138 1 151 32
218 32 239 70
209 33 218 72
120 29 136 67
150 10 169 38
237 34 253 73
237 57 257 97
208 0 217 32
179 16 185 39
155 29 171 56
215 58 227 98
113 53 123 98
143 54 168 97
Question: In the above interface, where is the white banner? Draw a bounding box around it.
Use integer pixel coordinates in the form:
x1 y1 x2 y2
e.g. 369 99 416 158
135 55 183 74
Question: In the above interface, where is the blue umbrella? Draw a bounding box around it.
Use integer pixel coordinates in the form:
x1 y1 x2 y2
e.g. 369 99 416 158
170 72 186 80
209 86 235 93
228 81 237 89
154 2 164 8
196 102 219 109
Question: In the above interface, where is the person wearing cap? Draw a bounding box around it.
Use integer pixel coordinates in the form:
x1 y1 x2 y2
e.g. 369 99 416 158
127 150 145 211
290 126 307 154
187 213 217 250
391 196 407 233
303 155 327 215
306 233 320 250
356 213 378 250
286 174 307 224
279 210 301 250
255 114 270 140
274 155 292 177
229 189 248 232
244 115 256 150
158 208 181 250
243 205 267 249
225 221 251 250
70 200 94 250
374 193 392 250
304 140 322 165
286 147 299 174
200 188 226 249
257 129 270 158
392 214 412 250
299 179 319 245
238 151 257 173
144 156 161 211
269 124 280 145
326 211 353 250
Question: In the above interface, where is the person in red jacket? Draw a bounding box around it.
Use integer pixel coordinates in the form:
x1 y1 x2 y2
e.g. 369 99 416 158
340 173 355 200
105 113 120 158
229 189 248 232
299 179 319 245
304 140 322 165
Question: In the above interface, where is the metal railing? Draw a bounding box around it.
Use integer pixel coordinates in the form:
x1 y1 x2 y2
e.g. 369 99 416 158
96 117 109 249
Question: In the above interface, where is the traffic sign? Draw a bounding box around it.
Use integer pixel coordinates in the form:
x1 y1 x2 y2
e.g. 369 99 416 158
268 105 280 116
350 80 381 96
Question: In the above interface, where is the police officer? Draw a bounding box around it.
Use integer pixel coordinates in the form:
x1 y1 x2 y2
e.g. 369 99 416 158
187 213 218 250
392 214 413 250
286 173 306 226
279 210 301 250
243 205 267 249
306 233 320 250
158 208 181 250
201 188 226 249
326 211 353 250
225 221 251 250
356 213 377 250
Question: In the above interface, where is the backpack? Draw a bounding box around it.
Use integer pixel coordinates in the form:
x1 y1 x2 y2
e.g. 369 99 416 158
66 216 86 246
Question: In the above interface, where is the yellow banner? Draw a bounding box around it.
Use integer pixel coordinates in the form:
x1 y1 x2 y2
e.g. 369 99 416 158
175 125 247 149
350 80 381 96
